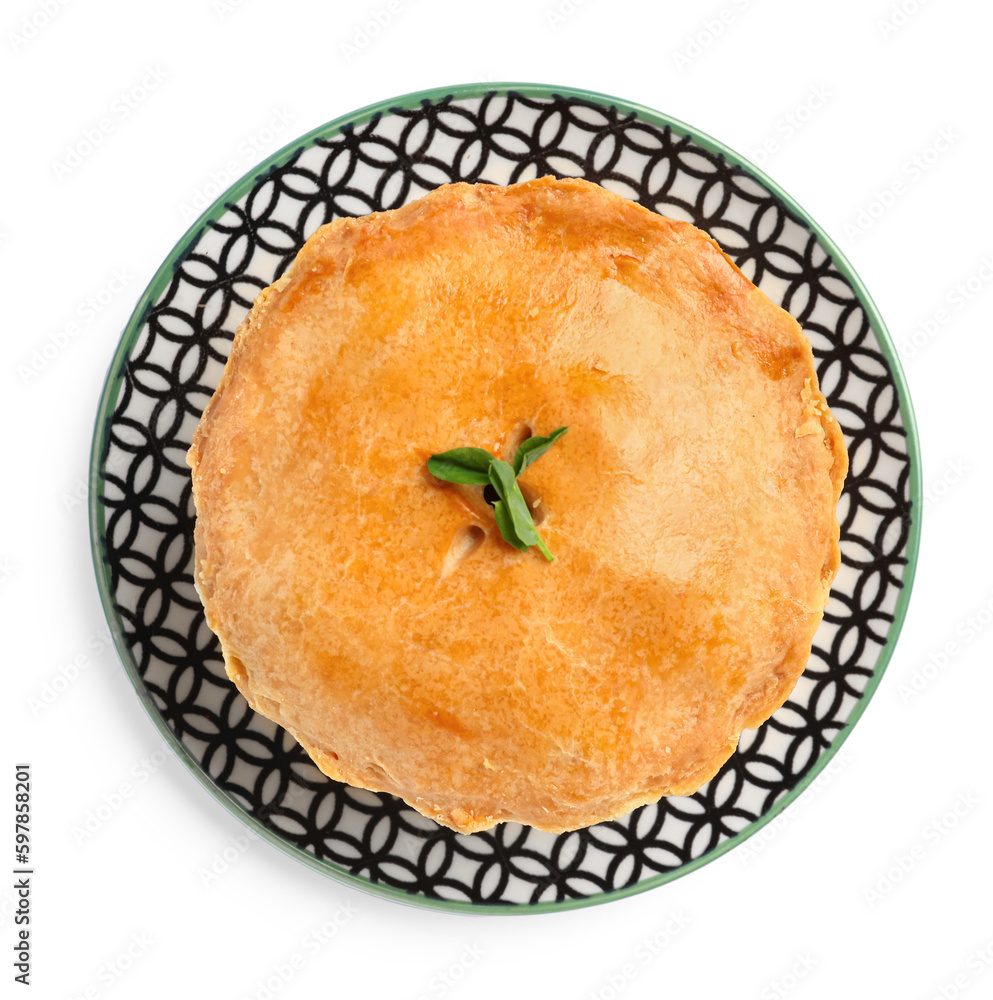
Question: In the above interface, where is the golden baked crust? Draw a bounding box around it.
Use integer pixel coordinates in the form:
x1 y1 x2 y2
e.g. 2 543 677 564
188 176 847 834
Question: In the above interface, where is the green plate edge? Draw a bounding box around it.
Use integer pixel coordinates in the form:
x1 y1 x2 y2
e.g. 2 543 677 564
88 80 923 917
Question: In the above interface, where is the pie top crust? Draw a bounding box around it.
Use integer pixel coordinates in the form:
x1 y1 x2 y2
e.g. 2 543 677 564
188 176 848 834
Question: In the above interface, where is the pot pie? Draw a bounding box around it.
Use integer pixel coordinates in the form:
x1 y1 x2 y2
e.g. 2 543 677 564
188 176 847 834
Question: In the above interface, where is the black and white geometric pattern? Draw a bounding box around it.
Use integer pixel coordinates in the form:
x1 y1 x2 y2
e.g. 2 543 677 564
90 86 918 911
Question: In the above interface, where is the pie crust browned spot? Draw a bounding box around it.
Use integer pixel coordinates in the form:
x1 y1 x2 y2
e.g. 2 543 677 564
188 176 848 834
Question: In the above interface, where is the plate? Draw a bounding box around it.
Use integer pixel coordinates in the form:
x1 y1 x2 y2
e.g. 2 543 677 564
89 83 921 913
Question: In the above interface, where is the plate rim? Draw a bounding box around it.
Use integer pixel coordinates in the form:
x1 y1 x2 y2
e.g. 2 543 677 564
88 80 923 915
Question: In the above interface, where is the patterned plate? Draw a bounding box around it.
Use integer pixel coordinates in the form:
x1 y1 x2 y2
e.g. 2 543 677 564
89 83 921 913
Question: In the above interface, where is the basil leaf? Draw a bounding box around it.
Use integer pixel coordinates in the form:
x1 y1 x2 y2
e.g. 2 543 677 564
427 431 563 561
492 500 528 551
489 459 554 561
488 460 534 540
426 447 494 485
533 534 553 561
513 426 568 476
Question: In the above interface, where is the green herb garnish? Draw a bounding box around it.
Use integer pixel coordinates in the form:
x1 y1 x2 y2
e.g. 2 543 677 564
512 426 569 475
423 447 494 485
427 427 568 561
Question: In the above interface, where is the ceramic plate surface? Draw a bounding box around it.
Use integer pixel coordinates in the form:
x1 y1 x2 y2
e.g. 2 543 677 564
90 83 920 913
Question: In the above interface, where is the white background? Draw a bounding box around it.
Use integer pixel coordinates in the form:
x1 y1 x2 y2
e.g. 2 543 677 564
3 0 991 997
